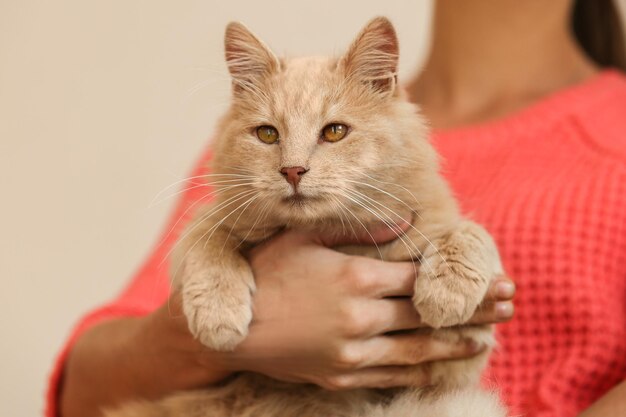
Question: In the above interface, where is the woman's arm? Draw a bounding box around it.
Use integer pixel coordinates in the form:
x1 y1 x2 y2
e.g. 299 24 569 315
59 227 515 417
59 301 227 417
578 380 626 417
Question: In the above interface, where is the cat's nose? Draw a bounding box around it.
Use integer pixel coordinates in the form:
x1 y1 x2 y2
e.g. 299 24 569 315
280 166 308 190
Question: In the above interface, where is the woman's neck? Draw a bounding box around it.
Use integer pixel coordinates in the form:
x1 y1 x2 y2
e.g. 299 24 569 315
407 0 598 130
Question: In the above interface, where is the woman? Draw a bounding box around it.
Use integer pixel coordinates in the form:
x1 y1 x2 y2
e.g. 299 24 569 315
52 0 626 416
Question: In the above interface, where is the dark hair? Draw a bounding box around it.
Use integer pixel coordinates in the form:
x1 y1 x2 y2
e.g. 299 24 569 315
572 0 626 71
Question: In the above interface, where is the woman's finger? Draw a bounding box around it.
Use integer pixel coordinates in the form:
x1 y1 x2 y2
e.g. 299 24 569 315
368 276 515 333
366 298 423 335
468 301 515 325
324 365 430 390
379 272 512 301
357 332 485 368
375 262 417 297
484 276 516 302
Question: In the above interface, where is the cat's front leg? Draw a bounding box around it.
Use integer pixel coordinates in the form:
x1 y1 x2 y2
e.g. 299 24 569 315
173 218 255 351
412 220 503 328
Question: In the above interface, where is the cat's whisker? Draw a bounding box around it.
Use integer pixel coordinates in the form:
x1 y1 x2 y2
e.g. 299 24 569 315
357 169 420 192
217 193 261 256
194 173 255 178
332 195 385 261
327 196 351 237
150 181 256 207
154 184 256 258
155 188 231 267
167 191 254 281
331 195 358 237
219 165 259 176
169 191 259 291
235 197 275 249
341 190 422 275
206 179 258 186
150 173 256 206
208 165 262 179
344 178 424 220
358 174 425 217
199 194 261 252
343 189 424 277
327 196 348 236
166 189 258 282
167 191 255 290
347 188 449 273
343 175 430 244
345 188 421 251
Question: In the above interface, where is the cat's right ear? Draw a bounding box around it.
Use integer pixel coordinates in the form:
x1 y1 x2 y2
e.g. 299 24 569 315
339 17 399 95
224 22 280 94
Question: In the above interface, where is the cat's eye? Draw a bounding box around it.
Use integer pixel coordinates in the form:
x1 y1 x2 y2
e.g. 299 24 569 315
322 123 349 143
256 125 279 144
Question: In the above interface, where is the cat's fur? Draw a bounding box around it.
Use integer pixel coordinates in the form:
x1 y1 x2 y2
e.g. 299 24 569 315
106 17 506 417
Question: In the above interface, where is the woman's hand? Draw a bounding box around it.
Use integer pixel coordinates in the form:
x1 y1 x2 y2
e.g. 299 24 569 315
60 226 515 417
199 226 515 390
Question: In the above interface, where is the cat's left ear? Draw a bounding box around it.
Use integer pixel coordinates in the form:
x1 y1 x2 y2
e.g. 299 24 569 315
224 22 280 93
339 17 399 95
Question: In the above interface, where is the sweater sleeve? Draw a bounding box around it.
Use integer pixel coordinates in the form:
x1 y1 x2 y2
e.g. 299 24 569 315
45 147 214 417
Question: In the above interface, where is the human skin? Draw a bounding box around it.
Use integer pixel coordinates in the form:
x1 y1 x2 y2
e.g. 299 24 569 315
60 225 515 417
406 0 598 130
407 0 625 415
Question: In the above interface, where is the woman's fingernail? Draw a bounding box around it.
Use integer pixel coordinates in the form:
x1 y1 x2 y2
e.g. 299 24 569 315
496 301 514 319
496 281 515 298
466 340 485 354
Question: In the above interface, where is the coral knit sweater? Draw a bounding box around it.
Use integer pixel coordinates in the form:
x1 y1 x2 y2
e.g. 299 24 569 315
46 70 626 417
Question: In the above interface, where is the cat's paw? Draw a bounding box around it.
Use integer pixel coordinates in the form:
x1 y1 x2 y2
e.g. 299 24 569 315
413 277 480 328
182 274 253 351
413 221 500 328
413 254 484 328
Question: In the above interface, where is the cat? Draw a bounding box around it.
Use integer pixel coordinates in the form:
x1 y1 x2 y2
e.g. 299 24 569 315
106 16 507 417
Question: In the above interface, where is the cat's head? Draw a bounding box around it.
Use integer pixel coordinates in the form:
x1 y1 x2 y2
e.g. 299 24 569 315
212 17 436 225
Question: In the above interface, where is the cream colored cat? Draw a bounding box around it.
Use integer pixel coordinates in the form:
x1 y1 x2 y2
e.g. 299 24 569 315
107 17 506 417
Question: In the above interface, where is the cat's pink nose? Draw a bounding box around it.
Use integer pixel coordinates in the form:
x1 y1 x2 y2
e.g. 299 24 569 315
280 166 308 190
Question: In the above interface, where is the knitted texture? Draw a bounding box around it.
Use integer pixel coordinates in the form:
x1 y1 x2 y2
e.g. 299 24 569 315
434 70 626 417
46 70 626 417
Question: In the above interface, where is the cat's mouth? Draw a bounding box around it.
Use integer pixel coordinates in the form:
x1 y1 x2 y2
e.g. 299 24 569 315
282 194 310 205
281 193 323 207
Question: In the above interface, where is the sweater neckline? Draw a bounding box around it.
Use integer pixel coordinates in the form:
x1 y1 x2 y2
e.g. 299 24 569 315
431 69 623 140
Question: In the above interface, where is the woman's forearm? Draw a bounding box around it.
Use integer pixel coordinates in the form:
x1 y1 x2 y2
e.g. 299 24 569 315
59 307 229 417
578 380 626 417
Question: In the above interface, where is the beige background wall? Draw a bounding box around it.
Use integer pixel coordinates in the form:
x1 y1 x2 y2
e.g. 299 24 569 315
0 1 433 415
